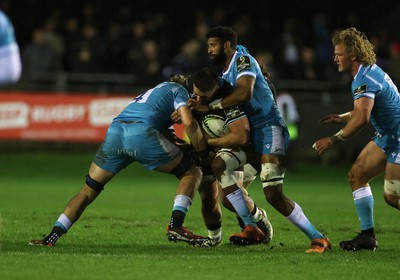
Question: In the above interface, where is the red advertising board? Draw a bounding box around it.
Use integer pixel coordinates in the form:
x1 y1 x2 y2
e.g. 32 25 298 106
0 92 186 143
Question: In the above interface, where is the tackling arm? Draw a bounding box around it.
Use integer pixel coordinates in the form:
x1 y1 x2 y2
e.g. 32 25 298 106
207 117 250 148
210 76 255 110
178 105 207 152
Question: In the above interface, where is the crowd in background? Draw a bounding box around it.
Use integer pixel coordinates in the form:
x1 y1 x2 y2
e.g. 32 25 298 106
2 0 400 87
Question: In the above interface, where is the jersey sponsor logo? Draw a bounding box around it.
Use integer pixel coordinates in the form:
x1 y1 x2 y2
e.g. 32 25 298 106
225 106 243 119
354 84 367 96
236 55 251 72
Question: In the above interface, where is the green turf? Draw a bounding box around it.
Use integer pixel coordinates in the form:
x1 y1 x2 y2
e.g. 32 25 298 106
1 152 399 280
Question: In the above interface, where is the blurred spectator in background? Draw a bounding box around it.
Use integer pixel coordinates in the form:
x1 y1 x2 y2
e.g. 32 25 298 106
293 46 326 81
162 23 210 79
0 9 21 83
63 18 81 72
277 18 301 79
77 23 105 71
103 22 126 73
126 21 149 74
276 91 300 168
312 13 333 66
22 28 61 77
387 42 400 87
164 39 205 77
68 45 101 73
134 39 163 86
254 50 280 80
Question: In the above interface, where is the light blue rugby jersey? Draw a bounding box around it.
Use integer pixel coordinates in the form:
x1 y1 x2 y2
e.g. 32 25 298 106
114 82 190 131
0 10 16 48
352 64 400 136
222 51 286 129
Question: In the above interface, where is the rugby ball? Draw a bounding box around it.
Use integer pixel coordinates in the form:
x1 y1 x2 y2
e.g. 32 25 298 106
201 114 229 138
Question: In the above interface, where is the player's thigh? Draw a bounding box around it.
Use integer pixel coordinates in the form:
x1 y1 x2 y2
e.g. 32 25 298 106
252 125 289 157
350 141 386 183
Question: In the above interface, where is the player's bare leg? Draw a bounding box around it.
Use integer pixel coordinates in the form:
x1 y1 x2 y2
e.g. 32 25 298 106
341 141 386 251
29 163 114 246
212 152 265 245
260 154 330 253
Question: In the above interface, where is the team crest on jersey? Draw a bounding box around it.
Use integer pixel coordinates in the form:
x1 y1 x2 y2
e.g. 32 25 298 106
236 56 251 72
354 84 367 96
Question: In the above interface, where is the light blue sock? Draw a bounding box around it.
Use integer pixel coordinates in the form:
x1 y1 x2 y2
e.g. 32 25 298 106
353 187 374 230
172 194 192 214
286 202 324 239
226 189 256 227
53 213 72 233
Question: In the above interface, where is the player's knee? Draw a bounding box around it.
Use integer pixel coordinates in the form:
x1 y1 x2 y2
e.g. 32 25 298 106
211 157 225 178
348 164 369 187
260 163 285 188
212 149 246 188
85 175 105 193
383 180 400 209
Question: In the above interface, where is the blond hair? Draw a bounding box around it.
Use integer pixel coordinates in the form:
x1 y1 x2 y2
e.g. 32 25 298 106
332 27 376 65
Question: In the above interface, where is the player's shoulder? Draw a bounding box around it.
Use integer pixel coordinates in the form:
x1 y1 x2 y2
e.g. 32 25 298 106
234 53 253 72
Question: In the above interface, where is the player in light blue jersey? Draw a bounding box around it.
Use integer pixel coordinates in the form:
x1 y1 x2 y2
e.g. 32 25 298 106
0 9 21 83
314 27 400 251
206 26 331 253
30 81 210 247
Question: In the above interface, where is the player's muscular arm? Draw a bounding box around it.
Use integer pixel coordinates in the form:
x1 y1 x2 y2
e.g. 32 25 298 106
341 97 373 139
221 75 255 108
179 105 207 152
208 117 250 148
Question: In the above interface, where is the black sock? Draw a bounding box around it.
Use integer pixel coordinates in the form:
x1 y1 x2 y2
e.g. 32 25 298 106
206 221 222 231
43 226 65 246
251 204 258 216
361 228 375 237
169 210 185 228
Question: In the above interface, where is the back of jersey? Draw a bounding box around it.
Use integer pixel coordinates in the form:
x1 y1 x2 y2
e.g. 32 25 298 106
114 82 190 131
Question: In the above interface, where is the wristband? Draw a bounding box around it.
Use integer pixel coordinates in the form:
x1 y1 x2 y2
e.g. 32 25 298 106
331 129 346 144
338 111 351 121
209 98 223 110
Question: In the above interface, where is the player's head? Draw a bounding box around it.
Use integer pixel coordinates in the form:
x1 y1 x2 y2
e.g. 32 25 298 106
169 73 194 94
332 27 376 72
192 68 220 104
206 26 237 65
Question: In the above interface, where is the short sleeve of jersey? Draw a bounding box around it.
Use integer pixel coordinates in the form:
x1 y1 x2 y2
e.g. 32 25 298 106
235 54 256 80
353 83 379 100
173 85 190 110
352 66 381 101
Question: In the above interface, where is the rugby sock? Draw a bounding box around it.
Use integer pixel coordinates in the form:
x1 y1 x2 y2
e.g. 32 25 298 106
53 213 72 233
43 226 65 246
170 194 192 228
286 202 324 239
226 189 257 227
206 222 222 240
353 186 374 231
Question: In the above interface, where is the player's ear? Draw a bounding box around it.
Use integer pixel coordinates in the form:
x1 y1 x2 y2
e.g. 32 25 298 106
224 41 231 52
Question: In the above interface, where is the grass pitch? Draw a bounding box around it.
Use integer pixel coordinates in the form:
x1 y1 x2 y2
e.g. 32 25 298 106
0 152 399 280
